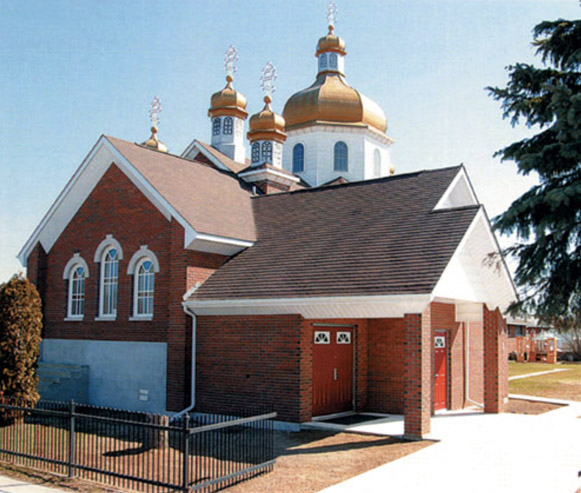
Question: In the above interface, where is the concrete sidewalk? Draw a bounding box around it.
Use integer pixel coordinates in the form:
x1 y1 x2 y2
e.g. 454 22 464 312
319 398 581 493
0 474 68 492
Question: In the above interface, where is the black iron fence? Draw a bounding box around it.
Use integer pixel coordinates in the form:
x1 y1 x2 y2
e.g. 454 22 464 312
0 399 276 492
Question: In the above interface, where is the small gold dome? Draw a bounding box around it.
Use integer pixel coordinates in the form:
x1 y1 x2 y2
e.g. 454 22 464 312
142 126 168 153
209 75 248 119
247 96 287 143
283 73 387 133
316 25 346 57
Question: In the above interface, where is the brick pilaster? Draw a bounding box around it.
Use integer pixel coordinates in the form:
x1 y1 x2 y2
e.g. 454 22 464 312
483 305 507 413
404 309 432 439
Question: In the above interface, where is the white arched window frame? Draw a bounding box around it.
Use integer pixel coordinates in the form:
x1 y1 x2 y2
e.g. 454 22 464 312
374 149 381 177
292 143 305 173
262 141 273 163
329 52 338 69
94 235 124 320
223 116 233 135
251 142 260 163
212 118 221 136
63 254 89 320
127 246 160 320
333 141 349 172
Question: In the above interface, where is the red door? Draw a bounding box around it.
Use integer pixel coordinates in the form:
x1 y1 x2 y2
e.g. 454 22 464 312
434 331 448 410
312 328 353 416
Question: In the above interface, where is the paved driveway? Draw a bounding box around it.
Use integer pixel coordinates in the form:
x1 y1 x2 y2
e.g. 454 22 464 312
320 396 581 493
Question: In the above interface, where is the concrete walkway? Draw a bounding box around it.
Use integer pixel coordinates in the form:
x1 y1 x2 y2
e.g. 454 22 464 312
0 474 67 492
319 398 581 493
508 368 569 380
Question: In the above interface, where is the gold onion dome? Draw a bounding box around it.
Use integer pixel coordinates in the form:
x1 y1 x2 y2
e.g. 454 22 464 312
142 126 168 153
247 96 287 143
208 75 248 119
316 25 346 56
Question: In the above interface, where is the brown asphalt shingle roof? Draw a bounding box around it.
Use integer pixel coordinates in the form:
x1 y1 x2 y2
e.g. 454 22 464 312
191 166 480 300
106 136 257 242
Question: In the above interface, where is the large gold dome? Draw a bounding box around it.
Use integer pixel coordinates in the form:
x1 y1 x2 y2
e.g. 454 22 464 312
208 75 248 119
283 73 388 133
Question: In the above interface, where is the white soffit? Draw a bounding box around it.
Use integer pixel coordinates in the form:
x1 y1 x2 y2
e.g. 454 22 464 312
186 233 253 256
184 294 432 319
432 208 517 313
434 166 479 210
180 140 230 172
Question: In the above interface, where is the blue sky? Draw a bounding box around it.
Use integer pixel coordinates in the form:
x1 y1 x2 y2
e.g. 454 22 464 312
0 0 579 282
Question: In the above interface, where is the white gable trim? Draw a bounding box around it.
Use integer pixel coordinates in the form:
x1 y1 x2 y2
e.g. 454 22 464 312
434 166 479 210
18 135 195 267
184 294 432 319
181 140 230 172
432 207 517 312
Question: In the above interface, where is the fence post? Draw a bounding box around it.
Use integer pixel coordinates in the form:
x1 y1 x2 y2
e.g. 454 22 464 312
182 414 190 492
68 400 76 478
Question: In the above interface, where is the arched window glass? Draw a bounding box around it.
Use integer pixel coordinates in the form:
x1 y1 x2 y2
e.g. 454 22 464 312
100 247 119 317
262 141 273 163
69 266 86 318
223 116 233 135
251 142 260 163
333 141 348 172
329 53 338 69
212 118 221 136
374 149 381 177
135 260 155 316
319 53 328 70
292 144 305 173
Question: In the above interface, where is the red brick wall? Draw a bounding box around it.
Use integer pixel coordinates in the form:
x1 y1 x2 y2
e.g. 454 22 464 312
367 318 405 413
483 306 507 413
196 314 306 422
32 163 228 412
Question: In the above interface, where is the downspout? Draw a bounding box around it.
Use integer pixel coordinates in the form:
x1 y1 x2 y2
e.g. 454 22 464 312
465 321 484 409
172 305 197 420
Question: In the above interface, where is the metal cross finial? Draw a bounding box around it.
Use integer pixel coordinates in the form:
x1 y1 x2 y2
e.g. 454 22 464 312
224 45 239 78
260 61 277 97
149 97 162 127
327 1 338 28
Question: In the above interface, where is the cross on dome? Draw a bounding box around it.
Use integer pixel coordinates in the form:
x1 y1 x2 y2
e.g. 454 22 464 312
260 61 277 98
224 45 239 79
148 97 162 127
327 1 338 29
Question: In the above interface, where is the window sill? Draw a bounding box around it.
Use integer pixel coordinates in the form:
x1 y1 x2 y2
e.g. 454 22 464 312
64 316 84 322
129 315 154 322
94 315 117 322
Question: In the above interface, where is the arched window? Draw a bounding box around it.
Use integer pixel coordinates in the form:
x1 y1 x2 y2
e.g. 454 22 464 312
329 53 338 69
251 142 260 163
292 143 305 173
223 116 233 135
262 141 273 163
63 254 89 320
212 118 221 136
374 149 381 177
127 246 160 319
319 53 328 70
333 141 348 172
100 247 119 317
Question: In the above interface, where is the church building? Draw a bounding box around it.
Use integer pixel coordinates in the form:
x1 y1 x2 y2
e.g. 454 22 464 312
18 7 514 439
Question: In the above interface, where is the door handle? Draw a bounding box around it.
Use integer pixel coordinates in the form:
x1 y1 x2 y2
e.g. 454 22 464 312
334 368 338 381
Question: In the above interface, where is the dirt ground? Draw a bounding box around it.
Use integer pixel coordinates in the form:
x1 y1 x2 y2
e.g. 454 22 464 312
505 398 564 415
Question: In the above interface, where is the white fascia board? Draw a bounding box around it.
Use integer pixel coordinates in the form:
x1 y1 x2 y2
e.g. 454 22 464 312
433 166 479 211
432 207 518 312
238 168 300 183
184 294 432 319
185 232 253 255
18 136 197 267
180 140 229 172
287 124 394 146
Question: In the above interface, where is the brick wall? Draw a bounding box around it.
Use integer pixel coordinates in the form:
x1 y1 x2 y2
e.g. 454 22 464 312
483 306 507 413
367 318 405 413
196 314 306 422
468 320 484 405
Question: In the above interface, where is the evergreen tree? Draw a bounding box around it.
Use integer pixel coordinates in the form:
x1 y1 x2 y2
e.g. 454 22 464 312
0 274 42 410
488 19 581 321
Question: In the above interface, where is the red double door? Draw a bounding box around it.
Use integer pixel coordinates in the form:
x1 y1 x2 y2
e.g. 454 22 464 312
434 331 448 411
312 327 354 416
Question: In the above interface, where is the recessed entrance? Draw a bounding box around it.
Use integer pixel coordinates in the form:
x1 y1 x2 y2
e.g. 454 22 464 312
434 330 448 410
312 326 354 416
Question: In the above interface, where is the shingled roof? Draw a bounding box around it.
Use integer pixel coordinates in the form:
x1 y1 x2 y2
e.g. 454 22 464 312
190 166 480 300
106 136 257 242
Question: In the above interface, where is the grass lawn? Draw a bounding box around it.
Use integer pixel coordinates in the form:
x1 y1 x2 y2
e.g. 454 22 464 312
509 362 581 401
